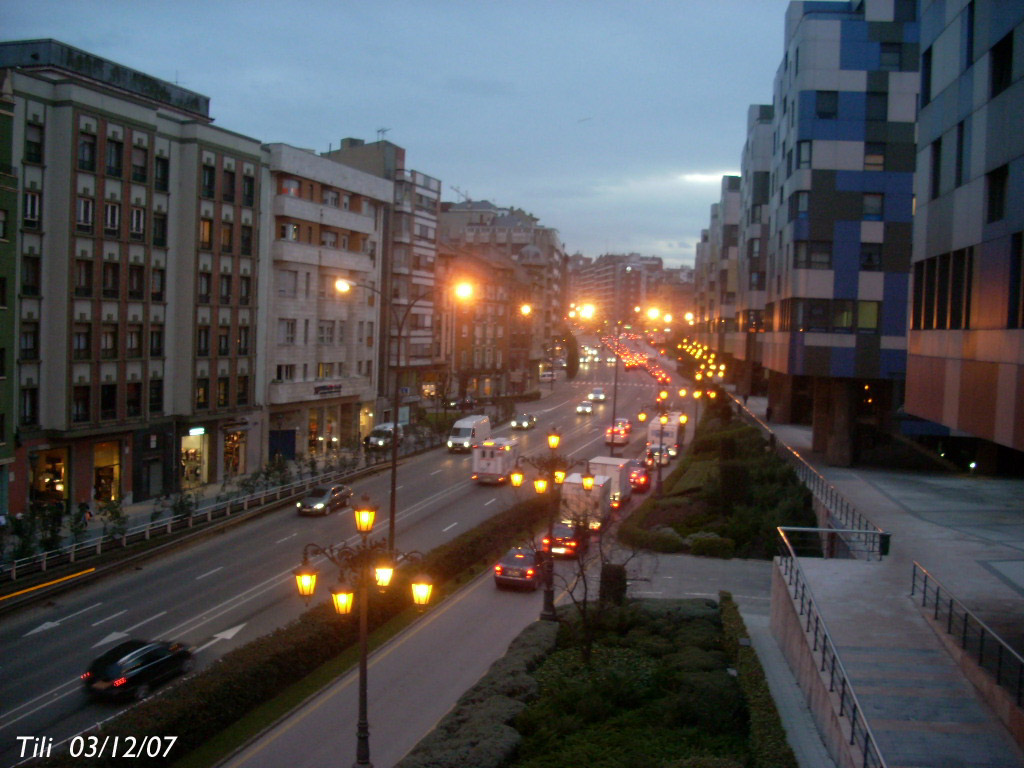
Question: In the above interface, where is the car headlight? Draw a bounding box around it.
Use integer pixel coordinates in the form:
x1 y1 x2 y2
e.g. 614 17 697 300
314 502 325 509
296 502 302 508
447 440 454 447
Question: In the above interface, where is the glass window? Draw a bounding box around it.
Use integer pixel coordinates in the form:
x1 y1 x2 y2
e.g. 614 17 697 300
24 125 42 163
866 92 887 121
130 208 145 239
72 386 91 422
105 139 123 176
222 169 235 202
860 243 883 271
242 175 255 206
201 165 216 198
149 378 163 413
131 147 147 182
986 165 1008 222
200 218 213 249
154 156 169 191
990 31 1013 98
78 134 97 171
858 301 880 333
879 43 901 71
816 91 838 119
863 193 884 221
864 143 885 172
196 378 209 409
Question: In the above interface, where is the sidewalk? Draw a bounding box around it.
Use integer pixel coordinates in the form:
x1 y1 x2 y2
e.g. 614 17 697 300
742 393 1024 767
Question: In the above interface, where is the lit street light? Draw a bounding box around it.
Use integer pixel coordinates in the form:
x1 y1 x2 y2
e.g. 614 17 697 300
293 494 432 767
336 278 473 552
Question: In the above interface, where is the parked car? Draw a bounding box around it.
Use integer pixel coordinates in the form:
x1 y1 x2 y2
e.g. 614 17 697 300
576 400 593 415
82 639 192 701
510 413 538 430
493 546 541 590
296 484 353 516
540 522 589 558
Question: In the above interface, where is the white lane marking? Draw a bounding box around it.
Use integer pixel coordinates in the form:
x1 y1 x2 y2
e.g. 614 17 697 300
91 609 127 627
442 522 458 532
485 498 496 506
24 602 102 636
196 566 224 581
93 611 169 648
275 533 298 544
430 469 443 475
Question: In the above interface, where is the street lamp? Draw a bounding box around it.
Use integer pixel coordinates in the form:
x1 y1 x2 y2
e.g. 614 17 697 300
293 494 431 768
336 278 473 553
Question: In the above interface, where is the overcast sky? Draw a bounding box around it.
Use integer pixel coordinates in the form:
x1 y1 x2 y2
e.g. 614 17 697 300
2 0 796 267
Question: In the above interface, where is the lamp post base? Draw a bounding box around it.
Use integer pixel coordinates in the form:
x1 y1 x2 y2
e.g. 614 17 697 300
540 586 558 621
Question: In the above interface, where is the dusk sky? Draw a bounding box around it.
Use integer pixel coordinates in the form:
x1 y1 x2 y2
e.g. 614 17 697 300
1 0 798 267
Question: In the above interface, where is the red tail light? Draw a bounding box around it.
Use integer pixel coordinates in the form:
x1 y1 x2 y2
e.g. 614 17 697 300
494 564 503 575
526 568 535 577
568 540 578 547
80 672 92 681
112 677 128 687
542 537 551 546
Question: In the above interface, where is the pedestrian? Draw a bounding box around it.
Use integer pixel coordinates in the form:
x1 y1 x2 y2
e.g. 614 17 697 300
78 500 93 523
765 405 773 423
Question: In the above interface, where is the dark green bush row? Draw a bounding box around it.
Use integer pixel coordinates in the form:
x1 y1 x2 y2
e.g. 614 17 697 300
34 496 552 768
718 591 798 768
509 600 751 768
618 413 815 558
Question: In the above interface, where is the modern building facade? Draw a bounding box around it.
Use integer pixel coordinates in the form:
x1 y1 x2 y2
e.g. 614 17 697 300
907 0 1024 468
262 143 388 460
759 0 919 465
0 39 266 512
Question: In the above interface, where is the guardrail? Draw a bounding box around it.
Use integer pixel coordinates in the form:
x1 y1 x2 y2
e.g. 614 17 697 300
1 434 448 583
911 561 1024 707
777 527 888 768
730 395 889 560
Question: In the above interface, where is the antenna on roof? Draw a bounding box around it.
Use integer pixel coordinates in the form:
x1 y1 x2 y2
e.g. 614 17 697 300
450 185 470 202
376 127 390 142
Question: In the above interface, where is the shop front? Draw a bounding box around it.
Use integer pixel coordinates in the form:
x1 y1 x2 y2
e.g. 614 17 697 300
180 427 210 489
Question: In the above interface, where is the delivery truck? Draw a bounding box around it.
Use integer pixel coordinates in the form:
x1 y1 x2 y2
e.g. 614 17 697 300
471 437 520 484
559 472 612 530
587 455 632 510
645 411 686 457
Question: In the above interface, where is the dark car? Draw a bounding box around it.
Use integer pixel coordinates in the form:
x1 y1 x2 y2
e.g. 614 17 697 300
510 413 538 430
493 546 541 590
82 639 192 701
541 522 589 558
296 484 353 516
627 461 651 492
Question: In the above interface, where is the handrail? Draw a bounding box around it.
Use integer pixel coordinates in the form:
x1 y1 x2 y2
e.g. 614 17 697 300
911 561 1024 707
777 527 888 768
731 394 889 559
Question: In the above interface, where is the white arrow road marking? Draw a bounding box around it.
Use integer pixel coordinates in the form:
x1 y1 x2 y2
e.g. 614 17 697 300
93 611 167 648
193 623 247 654
24 603 101 636
91 609 127 627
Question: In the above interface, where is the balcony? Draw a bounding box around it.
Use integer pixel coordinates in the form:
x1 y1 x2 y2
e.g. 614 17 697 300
274 194 377 235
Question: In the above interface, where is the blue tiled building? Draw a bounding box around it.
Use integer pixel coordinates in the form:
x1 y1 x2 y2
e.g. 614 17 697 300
759 0 919 464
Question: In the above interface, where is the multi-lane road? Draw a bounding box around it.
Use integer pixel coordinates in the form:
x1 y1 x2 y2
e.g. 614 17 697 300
0 348 670 767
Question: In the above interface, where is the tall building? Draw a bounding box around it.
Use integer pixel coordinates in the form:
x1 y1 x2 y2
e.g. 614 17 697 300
0 39 265 512
262 144 388 460
570 253 663 325
439 199 567 362
0 70 16 512
325 139 444 424
760 0 919 465
734 105 774 396
907 0 1024 469
696 177 741 356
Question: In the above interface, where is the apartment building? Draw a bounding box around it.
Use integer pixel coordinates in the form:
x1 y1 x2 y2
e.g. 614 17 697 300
0 72 15 511
760 0 919 465
324 139 445 423
263 143 388 458
436 243 533 399
696 177 742 359
908 0 1024 468
734 105 774 396
439 199 567 365
0 39 265 512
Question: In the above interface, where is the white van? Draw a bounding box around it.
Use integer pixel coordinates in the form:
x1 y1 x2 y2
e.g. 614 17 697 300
539 370 555 383
447 415 491 452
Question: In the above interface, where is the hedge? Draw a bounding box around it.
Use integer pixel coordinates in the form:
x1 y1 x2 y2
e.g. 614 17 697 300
718 591 798 768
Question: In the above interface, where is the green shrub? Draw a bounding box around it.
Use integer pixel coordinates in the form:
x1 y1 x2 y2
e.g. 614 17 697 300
719 592 798 768
599 562 628 605
664 669 747 734
690 535 736 559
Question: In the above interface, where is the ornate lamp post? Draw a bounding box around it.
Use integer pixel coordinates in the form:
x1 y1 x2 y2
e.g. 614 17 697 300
336 279 473 553
293 494 432 768
512 428 594 621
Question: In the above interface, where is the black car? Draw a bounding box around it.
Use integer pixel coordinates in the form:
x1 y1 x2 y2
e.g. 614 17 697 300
82 639 193 700
493 546 541 590
296 484 353 516
626 460 651 492
541 522 589 558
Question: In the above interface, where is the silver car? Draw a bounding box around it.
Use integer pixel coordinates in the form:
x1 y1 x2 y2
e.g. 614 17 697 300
296 484 353 516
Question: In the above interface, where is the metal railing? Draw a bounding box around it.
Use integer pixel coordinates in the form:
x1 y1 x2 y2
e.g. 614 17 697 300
778 527 888 768
2 433 450 582
911 562 1024 707
731 394 889 560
